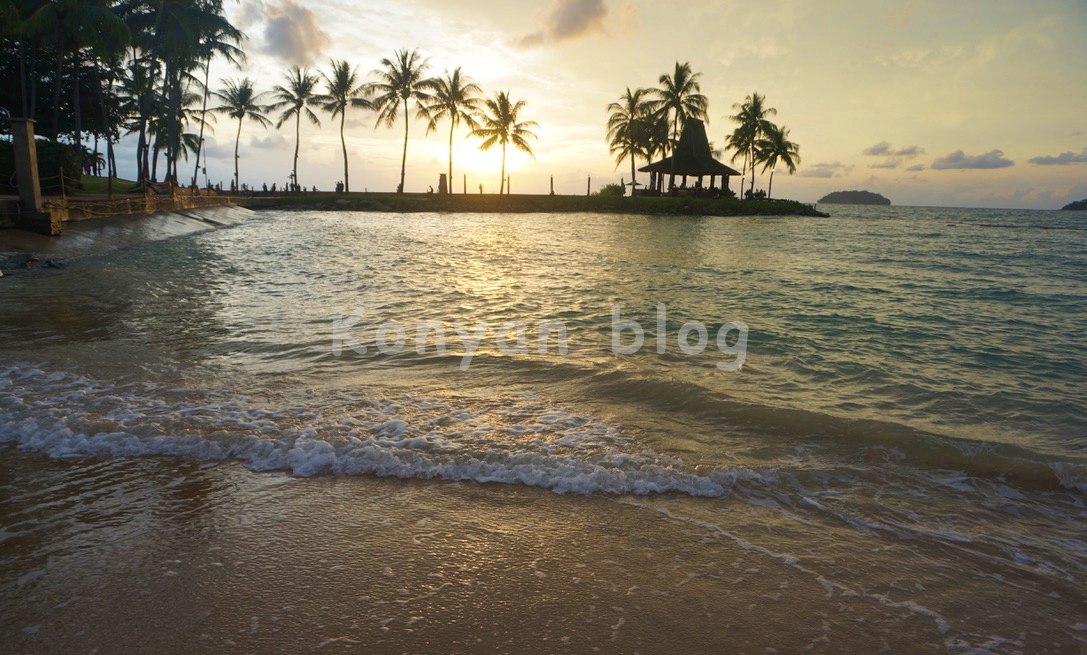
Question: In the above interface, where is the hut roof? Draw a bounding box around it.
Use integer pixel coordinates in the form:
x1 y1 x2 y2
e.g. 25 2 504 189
638 119 741 177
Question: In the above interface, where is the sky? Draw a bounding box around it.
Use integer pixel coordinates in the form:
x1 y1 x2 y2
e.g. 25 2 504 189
128 0 1087 208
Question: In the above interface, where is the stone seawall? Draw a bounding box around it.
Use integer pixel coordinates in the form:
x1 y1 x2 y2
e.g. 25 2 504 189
1 193 244 236
0 205 254 274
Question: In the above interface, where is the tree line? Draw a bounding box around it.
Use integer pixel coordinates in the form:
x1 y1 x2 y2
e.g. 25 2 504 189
606 61 800 198
0 1 537 194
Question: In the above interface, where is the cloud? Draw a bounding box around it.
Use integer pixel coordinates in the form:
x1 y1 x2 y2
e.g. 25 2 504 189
251 133 288 149
240 0 331 66
863 141 892 156
893 145 925 158
521 0 608 47
931 149 1014 170
905 164 926 172
862 141 925 158
869 159 900 169
798 161 852 178
1028 147 1087 165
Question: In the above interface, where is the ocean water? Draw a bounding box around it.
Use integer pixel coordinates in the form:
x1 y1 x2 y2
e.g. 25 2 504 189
2 205 1085 653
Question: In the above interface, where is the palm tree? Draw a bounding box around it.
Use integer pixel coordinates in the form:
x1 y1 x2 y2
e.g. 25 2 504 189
652 61 708 189
316 59 371 193
421 67 481 194
271 66 321 191
136 0 239 183
190 19 245 187
369 48 435 194
211 77 270 190
22 0 129 143
471 91 538 195
754 124 800 200
729 92 777 198
606 87 653 191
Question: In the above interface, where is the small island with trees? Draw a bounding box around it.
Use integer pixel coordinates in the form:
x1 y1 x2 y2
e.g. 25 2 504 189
818 190 891 205
1061 199 1087 211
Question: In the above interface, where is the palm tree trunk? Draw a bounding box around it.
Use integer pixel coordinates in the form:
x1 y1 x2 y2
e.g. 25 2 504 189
50 33 63 141
192 60 210 187
94 68 113 198
233 116 242 191
339 110 348 192
767 170 774 200
398 99 408 193
749 145 756 197
136 124 147 184
668 116 678 191
18 40 27 118
447 121 454 195
72 55 82 159
500 143 506 195
292 110 301 189
630 152 636 195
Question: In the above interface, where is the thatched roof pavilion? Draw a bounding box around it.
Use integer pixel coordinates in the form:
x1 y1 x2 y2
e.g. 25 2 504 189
639 119 740 194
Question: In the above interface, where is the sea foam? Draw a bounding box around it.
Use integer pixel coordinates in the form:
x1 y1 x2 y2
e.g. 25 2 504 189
0 364 755 497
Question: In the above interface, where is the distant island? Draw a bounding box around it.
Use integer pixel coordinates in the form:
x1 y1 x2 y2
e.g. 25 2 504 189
818 190 891 205
1061 198 1087 210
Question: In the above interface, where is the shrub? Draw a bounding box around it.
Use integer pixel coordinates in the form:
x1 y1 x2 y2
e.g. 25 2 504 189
0 138 83 195
595 183 625 197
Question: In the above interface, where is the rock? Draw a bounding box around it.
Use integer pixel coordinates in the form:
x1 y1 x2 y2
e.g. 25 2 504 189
0 253 35 271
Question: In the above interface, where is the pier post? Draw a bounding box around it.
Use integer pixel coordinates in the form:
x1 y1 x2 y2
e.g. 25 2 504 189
10 118 63 236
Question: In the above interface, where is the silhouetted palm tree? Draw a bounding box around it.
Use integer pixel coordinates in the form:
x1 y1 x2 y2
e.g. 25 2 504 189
606 87 653 190
754 124 800 199
316 59 371 193
190 20 245 187
421 67 481 194
652 61 708 189
471 91 538 194
212 77 270 190
729 92 777 198
271 66 322 190
369 48 434 194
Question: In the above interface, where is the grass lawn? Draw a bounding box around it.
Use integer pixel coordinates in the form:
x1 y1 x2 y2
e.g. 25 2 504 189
79 175 140 194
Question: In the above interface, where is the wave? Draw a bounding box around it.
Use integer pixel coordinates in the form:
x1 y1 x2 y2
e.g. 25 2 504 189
474 359 1087 494
0 364 763 497
1 363 1084 499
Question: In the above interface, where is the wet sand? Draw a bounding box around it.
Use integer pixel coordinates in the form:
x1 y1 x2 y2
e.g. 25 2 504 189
2 450 959 655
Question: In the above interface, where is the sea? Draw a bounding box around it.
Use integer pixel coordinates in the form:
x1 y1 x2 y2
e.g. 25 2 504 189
1 204 1085 653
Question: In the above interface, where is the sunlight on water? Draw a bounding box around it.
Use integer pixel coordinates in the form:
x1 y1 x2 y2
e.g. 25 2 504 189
2 206 1085 653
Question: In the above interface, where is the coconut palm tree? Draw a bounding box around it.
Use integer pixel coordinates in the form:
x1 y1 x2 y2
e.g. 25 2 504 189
471 91 538 195
316 59 371 193
134 0 239 183
421 67 481 194
652 61 708 190
729 92 777 198
754 124 800 200
270 66 321 191
606 87 654 191
190 20 245 187
369 48 435 194
211 77 270 190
